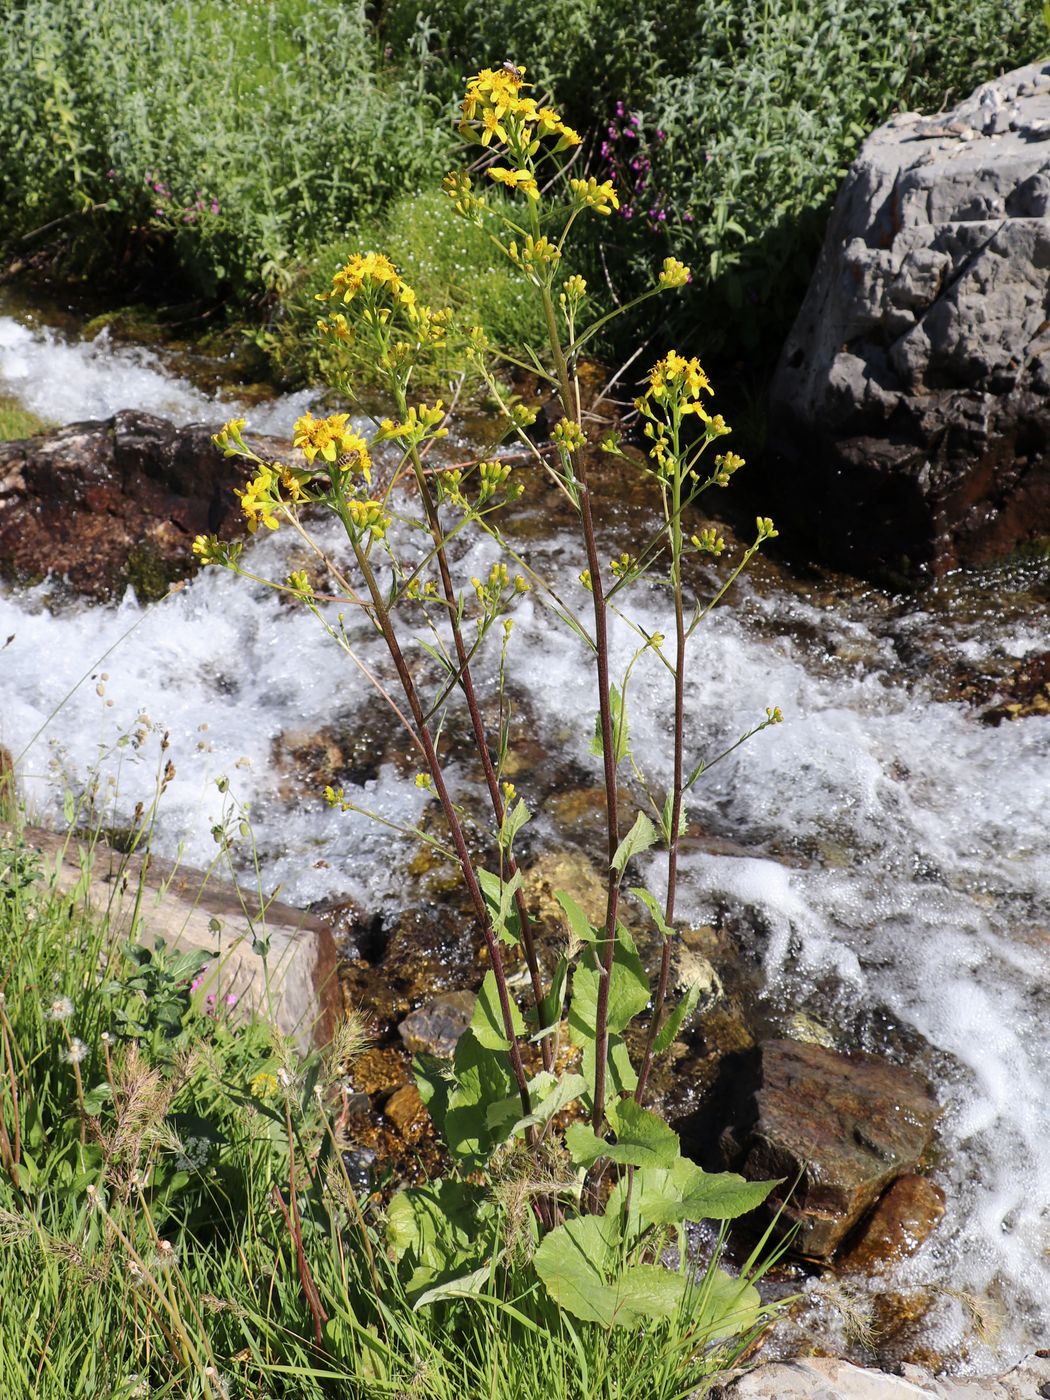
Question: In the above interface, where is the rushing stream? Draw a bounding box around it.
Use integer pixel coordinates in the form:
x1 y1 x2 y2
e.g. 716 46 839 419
1 299 1049 1374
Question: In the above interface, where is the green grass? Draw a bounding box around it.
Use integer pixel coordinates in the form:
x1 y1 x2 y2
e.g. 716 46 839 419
1 0 1042 380
0 810 777 1399
0 395 50 440
0 0 455 302
258 190 548 389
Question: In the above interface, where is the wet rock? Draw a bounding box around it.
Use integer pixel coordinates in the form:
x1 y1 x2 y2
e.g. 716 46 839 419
979 650 1050 724
384 1084 427 1137
711 1354 1050 1398
839 1174 947 1274
0 409 287 599
767 62 1050 581
398 990 476 1058
523 850 609 930
721 1039 941 1258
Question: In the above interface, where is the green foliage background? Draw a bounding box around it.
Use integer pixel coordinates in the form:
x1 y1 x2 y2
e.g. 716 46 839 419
0 0 1043 366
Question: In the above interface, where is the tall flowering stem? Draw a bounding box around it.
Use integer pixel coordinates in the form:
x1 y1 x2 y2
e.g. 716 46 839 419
394 387 554 1073
343 523 534 1122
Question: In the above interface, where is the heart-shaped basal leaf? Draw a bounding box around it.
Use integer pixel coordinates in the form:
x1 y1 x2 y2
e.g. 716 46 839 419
565 1098 680 1170
534 1214 688 1327
621 1157 781 1227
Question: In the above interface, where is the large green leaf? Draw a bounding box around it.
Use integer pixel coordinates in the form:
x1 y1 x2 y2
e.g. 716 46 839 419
569 923 649 1046
628 1157 780 1226
534 1214 688 1327
386 1179 489 1298
444 1032 514 1161
554 891 599 946
470 969 526 1051
508 1070 588 1138
589 683 629 764
478 867 523 946
566 1098 680 1170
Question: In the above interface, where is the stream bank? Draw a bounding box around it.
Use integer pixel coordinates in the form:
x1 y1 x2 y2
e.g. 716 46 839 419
1 287 1048 1378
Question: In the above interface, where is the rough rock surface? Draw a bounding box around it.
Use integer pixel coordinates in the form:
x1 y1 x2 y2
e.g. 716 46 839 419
6 823 341 1052
838 1173 947 1273
721 1040 941 1257
398 990 476 1058
768 62 1050 580
0 410 285 599
711 1353 1050 1399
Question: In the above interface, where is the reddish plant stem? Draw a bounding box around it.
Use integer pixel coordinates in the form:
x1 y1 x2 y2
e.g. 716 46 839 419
578 477 623 1133
408 453 553 1071
349 532 533 1119
537 281 622 1138
635 567 686 1103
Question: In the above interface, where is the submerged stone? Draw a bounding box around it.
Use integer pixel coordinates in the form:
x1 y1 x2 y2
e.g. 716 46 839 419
721 1038 941 1259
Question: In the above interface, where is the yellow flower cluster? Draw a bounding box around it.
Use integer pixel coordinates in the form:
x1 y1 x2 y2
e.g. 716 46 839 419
658 257 691 289
192 534 241 566
286 570 313 597
403 576 439 602
236 464 282 533
378 401 449 446
477 459 513 501
552 418 586 453
713 451 745 486
560 274 587 308
691 527 726 556
610 552 635 578
213 417 248 456
293 413 372 479
460 65 581 155
646 351 713 410
508 234 560 278
347 499 391 539
488 166 539 200
569 177 620 216
442 170 485 223
324 252 416 310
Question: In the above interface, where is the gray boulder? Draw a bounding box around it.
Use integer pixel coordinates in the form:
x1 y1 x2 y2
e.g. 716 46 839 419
711 1354 1050 1399
768 62 1050 580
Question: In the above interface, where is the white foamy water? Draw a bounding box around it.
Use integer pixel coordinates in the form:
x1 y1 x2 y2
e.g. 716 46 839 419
1 304 1048 1373
0 313 317 430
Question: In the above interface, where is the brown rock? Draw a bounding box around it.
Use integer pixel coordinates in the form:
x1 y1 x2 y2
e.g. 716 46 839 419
399 990 476 1058
724 1039 941 1258
840 1174 947 1273
384 1084 426 1136
0 410 289 600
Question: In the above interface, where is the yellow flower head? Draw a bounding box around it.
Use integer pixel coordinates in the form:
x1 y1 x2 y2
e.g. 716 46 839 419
487 166 540 200
235 464 281 533
569 176 620 216
347 498 391 539
292 413 372 480
552 418 586 453
658 257 692 289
